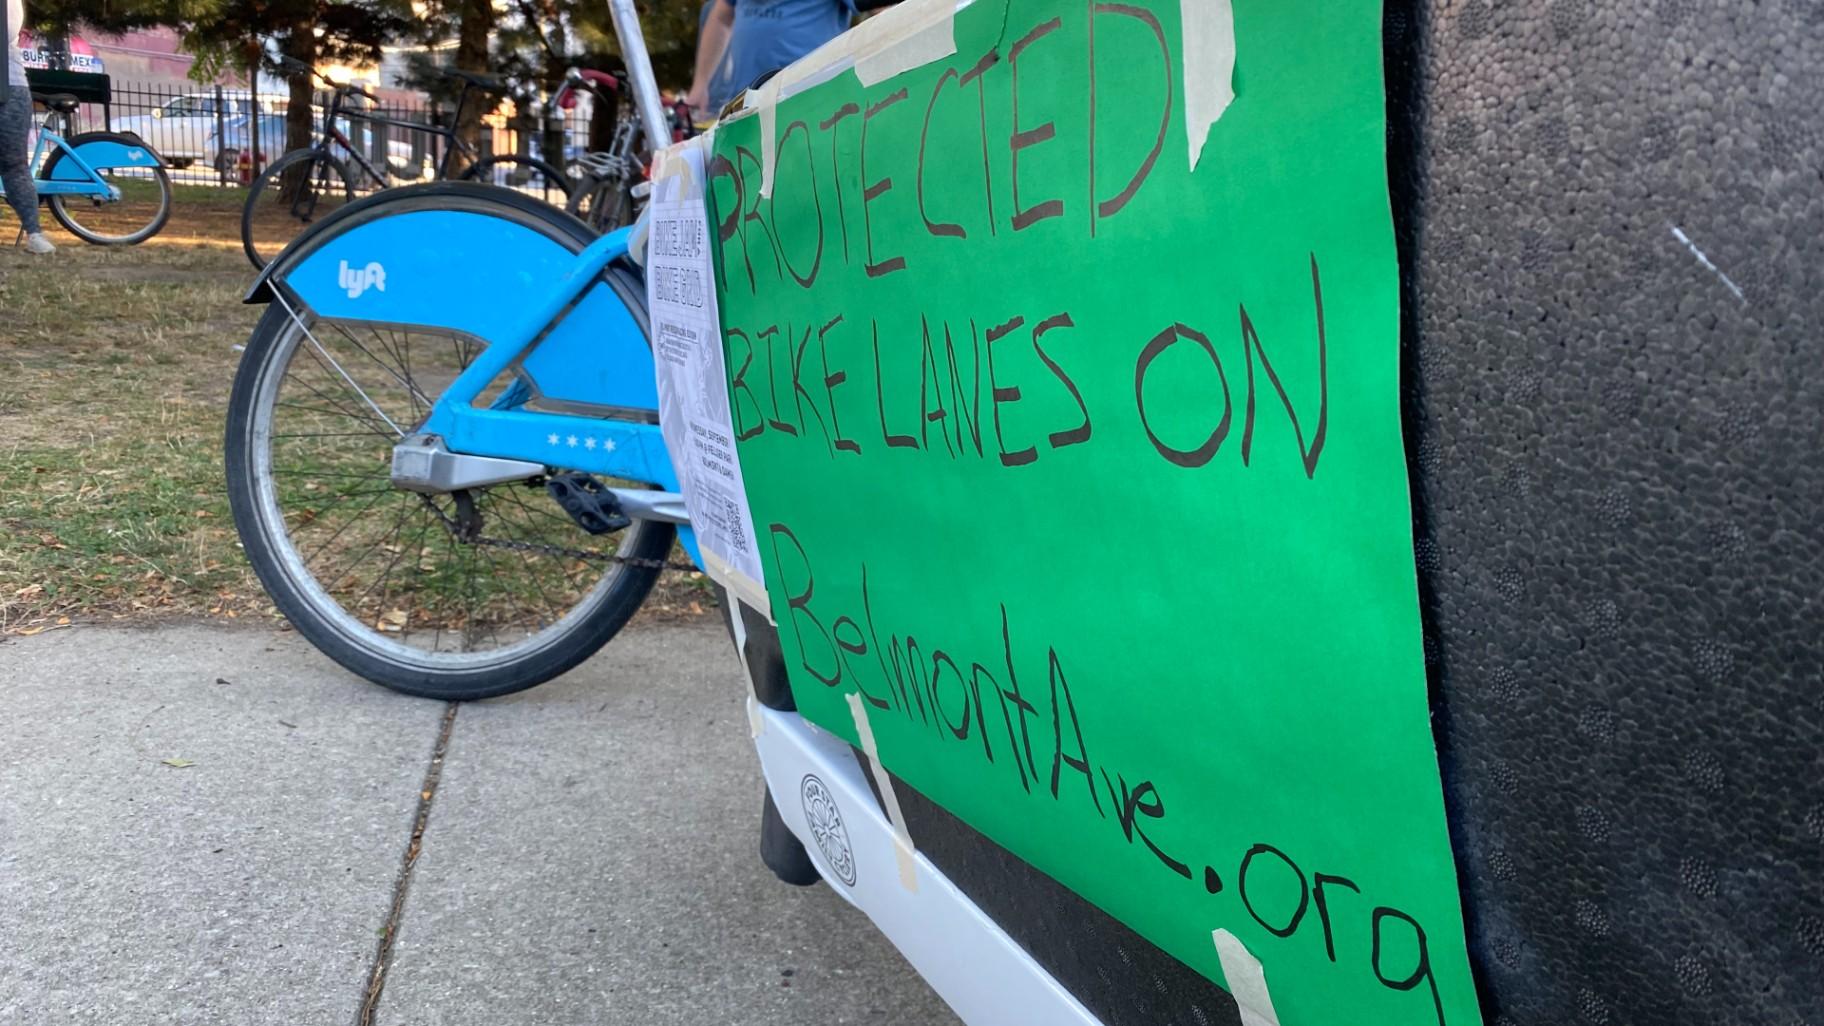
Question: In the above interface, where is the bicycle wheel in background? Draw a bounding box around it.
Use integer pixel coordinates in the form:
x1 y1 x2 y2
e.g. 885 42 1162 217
461 155 572 210
566 174 636 233
242 149 356 270
41 133 173 245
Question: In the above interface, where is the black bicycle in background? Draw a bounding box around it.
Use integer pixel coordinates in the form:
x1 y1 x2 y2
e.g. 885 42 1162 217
554 66 702 233
239 59 571 269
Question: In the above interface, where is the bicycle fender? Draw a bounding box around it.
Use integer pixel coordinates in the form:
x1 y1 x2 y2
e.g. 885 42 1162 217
50 136 162 179
244 184 612 325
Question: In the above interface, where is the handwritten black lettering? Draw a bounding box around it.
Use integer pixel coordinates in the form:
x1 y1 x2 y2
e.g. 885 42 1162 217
1048 646 1104 816
790 322 830 452
759 324 798 437
1135 322 1232 468
818 314 860 455
958 49 1000 235
1313 872 1362 962
768 523 839 686
947 320 985 458
1102 770 1191 878
1372 907 1445 1026
918 68 968 239
996 605 1040 790
919 317 956 457
735 144 784 284
727 327 764 442
859 564 900 715
1239 843 1310 939
873 321 919 450
818 102 861 264
706 153 746 290
833 613 890 709
1032 312 1091 448
1240 254 1330 478
1009 18 1065 231
1088 2 1171 232
930 649 973 742
861 89 911 277
773 118 825 288
986 315 1038 467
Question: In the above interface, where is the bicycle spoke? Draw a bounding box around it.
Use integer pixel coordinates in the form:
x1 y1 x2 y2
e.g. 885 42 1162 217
251 316 659 668
354 500 429 607
326 321 434 411
280 356 402 437
309 491 418 599
300 486 396 569
476 492 569 628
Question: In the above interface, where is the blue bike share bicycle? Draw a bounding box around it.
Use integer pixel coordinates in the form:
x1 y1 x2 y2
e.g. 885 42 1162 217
3 93 171 245
225 2 692 699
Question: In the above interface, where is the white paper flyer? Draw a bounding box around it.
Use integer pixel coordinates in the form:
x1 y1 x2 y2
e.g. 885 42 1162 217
646 133 769 613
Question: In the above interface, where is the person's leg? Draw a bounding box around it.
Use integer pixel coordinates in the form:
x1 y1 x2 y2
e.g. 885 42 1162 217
0 86 46 235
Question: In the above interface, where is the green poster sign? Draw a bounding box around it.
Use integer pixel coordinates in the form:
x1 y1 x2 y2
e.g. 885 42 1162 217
707 2 1480 1024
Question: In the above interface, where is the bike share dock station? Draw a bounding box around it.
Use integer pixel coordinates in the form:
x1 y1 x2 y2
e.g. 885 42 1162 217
227 0 1824 1022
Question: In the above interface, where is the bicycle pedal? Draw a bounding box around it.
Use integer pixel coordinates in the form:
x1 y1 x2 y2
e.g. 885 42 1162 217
546 473 632 535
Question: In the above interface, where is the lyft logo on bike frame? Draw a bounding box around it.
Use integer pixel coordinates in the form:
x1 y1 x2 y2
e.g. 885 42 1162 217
338 260 387 298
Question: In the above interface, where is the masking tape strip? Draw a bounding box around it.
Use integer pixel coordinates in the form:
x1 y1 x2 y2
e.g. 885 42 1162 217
1212 929 1283 1026
758 0 969 197
638 131 711 264
703 547 770 615
1181 0 1237 170
853 1 959 87
847 691 919 891
746 693 766 739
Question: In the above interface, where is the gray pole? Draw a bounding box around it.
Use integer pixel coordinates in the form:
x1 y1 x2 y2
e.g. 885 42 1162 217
606 0 673 156
214 84 228 183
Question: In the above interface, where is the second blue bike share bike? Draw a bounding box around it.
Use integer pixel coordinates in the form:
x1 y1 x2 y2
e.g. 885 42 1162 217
224 4 697 699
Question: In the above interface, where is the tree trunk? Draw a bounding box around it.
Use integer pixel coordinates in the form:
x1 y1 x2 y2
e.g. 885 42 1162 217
240 40 266 169
451 0 493 174
281 23 318 158
537 0 568 172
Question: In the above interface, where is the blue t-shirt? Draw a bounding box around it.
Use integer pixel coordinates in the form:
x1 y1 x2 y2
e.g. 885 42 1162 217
708 0 853 110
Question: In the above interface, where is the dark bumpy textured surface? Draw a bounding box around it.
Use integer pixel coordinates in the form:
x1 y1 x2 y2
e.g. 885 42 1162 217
753 2 1824 1024
1399 1 1823 1025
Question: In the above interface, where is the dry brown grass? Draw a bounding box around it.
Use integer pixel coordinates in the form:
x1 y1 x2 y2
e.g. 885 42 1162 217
0 187 713 635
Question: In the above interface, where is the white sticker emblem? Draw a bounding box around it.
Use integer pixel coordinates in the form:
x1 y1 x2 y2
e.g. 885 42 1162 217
338 260 387 299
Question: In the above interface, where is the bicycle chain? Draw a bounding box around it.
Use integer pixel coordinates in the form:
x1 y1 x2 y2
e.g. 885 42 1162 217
419 493 695 572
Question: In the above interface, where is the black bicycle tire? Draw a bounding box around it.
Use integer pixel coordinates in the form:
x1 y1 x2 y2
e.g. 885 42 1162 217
461 154 573 208
42 132 173 246
225 191 674 700
242 148 356 271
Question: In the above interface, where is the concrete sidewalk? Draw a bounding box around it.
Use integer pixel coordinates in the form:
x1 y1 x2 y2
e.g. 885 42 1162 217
0 621 959 1026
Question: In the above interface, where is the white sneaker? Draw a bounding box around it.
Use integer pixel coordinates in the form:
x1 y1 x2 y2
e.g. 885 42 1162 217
23 233 56 255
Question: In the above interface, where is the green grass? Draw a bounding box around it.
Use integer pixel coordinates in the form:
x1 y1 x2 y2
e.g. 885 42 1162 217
0 191 714 634
0 213 258 631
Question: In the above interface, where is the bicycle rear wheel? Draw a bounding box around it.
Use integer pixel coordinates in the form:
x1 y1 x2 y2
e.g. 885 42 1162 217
461 155 572 209
42 133 173 245
243 149 356 270
224 191 673 700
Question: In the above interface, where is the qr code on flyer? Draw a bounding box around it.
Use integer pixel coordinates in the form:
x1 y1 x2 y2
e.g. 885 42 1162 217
724 495 747 555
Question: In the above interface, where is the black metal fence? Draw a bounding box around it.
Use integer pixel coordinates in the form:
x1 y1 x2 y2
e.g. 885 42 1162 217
55 79 596 188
